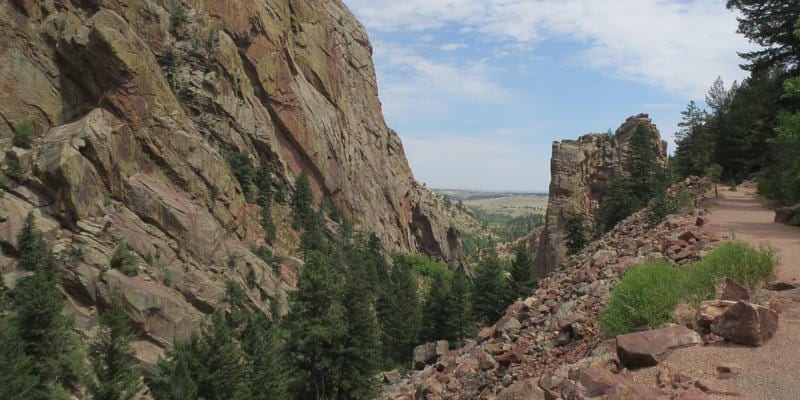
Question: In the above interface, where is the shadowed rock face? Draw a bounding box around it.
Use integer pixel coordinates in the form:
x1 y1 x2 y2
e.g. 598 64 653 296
0 0 461 362
535 114 667 276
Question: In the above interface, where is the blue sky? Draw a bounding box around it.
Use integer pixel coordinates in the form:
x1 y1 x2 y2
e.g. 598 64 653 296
343 0 754 192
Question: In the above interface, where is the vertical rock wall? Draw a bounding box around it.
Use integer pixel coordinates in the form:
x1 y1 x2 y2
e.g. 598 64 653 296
535 114 667 275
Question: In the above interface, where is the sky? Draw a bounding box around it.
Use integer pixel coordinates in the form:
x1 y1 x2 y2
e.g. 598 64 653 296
343 0 756 192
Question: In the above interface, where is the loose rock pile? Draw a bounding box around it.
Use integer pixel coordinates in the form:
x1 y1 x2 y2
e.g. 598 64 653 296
380 179 740 399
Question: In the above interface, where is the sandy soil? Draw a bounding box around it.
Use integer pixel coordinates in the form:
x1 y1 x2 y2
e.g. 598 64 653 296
631 186 800 400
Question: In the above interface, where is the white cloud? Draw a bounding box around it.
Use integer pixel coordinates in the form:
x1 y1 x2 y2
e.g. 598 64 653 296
403 134 551 192
345 0 754 99
440 42 468 51
372 42 508 120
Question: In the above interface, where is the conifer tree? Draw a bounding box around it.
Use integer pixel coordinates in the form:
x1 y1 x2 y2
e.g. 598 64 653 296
376 258 421 367
284 251 347 399
509 246 537 300
448 270 472 341
339 262 381 400
10 213 87 399
195 313 251 400
151 339 199 400
241 314 289 400
0 318 37 400
256 162 277 241
471 250 510 325
421 272 453 342
292 172 314 229
625 124 664 200
89 294 143 400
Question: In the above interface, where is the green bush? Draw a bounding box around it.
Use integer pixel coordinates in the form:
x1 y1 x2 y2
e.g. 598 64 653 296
600 260 687 336
600 242 775 336
564 212 590 254
13 122 34 149
110 242 139 276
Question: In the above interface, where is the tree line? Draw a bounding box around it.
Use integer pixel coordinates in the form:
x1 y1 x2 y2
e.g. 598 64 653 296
1 171 539 400
673 0 800 206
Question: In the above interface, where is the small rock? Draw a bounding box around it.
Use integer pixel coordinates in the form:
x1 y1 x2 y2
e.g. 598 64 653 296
714 278 750 301
711 301 779 347
383 370 401 384
696 300 737 330
769 281 799 291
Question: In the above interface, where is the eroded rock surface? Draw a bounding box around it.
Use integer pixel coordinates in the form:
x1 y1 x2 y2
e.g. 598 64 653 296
0 0 463 363
535 114 668 275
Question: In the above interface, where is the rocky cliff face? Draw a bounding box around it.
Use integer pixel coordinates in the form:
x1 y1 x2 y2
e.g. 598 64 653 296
0 0 461 362
535 114 667 275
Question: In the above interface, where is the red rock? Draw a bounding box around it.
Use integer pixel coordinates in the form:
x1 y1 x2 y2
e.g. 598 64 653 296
616 325 702 369
496 346 525 367
453 358 478 378
710 301 778 347
678 231 698 242
477 325 496 343
714 278 750 301
696 300 737 330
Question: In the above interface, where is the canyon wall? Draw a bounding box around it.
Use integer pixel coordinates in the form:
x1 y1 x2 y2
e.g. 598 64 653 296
0 0 461 362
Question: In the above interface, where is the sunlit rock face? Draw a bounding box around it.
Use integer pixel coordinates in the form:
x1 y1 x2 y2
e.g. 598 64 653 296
0 0 461 363
536 114 667 275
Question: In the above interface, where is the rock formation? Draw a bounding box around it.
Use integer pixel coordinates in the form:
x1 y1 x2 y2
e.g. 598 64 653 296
535 114 667 275
0 0 462 362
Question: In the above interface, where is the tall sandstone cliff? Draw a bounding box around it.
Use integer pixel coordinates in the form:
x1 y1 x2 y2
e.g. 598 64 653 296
535 114 667 275
0 0 461 363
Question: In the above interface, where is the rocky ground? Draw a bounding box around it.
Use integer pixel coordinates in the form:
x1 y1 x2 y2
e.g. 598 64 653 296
379 178 743 399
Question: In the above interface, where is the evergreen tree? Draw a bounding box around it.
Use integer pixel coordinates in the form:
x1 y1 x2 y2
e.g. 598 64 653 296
509 246 537 300
151 339 199 400
195 313 251 400
376 258 421 367
595 177 642 233
10 214 87 399
256 161 277 241
448 270 472 341
625 124 664 200
284 251 347 399
726 0 800 71
421 272 453 342
89 294 143 400
227 151 257 202
339 262 381 400
470 250 510 325
0 317 38 400
241 314 289 400
563 212 590 254
674 100 712 178
292 172 314 229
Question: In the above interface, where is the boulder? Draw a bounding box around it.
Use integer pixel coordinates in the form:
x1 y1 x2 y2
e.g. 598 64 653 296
616 325 702 368
383 370 402 384
496 346 525 367
710 301 778 347
413 341 448 370
696 300 737 330
714 278 750 302
496 379 545 400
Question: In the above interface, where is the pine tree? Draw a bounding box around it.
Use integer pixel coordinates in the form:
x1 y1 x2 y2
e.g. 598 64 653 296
564 212 590 254
256 162 277 241
151 339 199 400
241 314 289 400
376 258 421 367
339 262 381 400
470 250 510 325
595 177 642 233
195 313 251 400
11 216 87 399
509 246 537 300
227 151 257 202
89 294 143 400
625 124 664 200
284 251 347 399
448 270 472 341
726 0 800 71
0 317 38 400
421 272 453 342
292 172 314 229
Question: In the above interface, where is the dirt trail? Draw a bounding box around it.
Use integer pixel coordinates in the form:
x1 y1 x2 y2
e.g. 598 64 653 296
632 186 800 399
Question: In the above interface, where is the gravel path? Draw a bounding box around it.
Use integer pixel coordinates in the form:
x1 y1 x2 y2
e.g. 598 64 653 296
632 186 800 400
